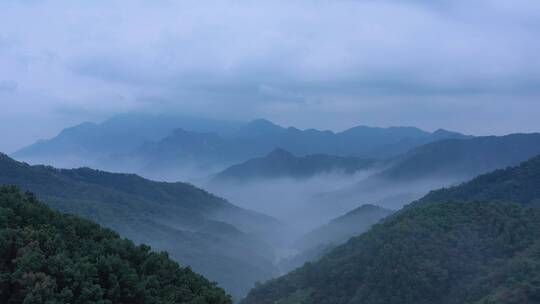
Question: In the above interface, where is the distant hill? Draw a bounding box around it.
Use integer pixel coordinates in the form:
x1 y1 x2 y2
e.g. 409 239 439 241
123 122 469 180
212 149 378 182
0 153 281 299
0 185 232 304
313 133 540 212
243 153 540 304
13 114 470 179
279 204 394 273
12 113 243 168
380 133 540 181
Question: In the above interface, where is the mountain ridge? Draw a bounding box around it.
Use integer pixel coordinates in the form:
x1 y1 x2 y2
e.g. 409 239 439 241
12 114 471 180
0 152 281 299
0 185 232 304
212 148 379 182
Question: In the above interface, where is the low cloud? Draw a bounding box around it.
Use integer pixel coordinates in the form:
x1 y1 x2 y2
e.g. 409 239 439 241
0 0 539 152
0 81 17 92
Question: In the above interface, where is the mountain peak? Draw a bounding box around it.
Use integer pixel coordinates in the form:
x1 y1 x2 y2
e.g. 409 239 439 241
0 152 17 163
266 148 294 159
245 119 283 131
236 119 284 138
249 118 278 126
431 128 472 140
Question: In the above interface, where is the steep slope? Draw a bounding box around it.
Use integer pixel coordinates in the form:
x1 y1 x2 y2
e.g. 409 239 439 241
0 153 280 299
244 154 540 304
296 204 394 251
242 201 540 304
279 204 394 273
0 185 231 304
213 149 378 182
413 154 540 208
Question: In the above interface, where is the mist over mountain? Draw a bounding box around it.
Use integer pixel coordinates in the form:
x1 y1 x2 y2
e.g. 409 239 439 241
296 204 394 252
0 153 283 299
279 204 394 273
380 133 540 181
12 113 243 169
212 149 379 182
0 185 232 304
312 133 540 215
3 1 540 303
242 154 540 304
413 153 540 208
12 113 470 181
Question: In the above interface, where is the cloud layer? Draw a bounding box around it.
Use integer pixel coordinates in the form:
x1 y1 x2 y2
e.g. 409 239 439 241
1 0 539 152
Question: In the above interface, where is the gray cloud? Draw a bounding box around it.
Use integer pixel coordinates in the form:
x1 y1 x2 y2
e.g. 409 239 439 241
0 0 539 153
0 81 18 92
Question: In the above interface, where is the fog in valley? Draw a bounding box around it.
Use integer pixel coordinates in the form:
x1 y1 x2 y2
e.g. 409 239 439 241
3 1 540 303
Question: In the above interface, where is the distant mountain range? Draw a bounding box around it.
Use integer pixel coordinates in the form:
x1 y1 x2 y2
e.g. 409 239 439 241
212 149 379 182
242 154 540 304
12 113 471 180
13 113 243 169
0 153 282 299
312 133 540 213
0 185 232 303
379 133 540 181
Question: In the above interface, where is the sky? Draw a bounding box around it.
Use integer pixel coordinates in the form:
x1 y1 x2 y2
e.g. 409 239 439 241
1 0 539 153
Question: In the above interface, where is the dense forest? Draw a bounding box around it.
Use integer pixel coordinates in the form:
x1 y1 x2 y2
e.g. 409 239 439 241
242 154 540 304
242 201 540 304
415 154 540 207
0 153 279 299
0 185 232 304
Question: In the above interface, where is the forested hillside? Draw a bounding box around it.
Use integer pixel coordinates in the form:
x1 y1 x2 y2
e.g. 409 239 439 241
0 153 280 299
415 154 540 207
244 155 540 303
0 185 232 304
297 204 394 251
279 204 393 273
242 201 540 304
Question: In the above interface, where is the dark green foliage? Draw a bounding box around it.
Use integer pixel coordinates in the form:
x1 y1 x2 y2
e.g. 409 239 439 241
415 154 540 208
213 149 377 182
0 153 279 299
0 185 232 304
242 202 540 304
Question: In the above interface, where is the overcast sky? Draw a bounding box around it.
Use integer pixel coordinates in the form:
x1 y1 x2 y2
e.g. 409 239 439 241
1 0 539 153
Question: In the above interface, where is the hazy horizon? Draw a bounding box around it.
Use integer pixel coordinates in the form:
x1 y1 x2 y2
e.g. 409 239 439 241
4 111 540 154
2 0 540 152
